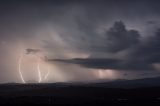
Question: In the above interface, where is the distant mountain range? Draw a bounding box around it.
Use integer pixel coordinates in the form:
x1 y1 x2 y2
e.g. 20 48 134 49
3 76 160 89
85 76 160 88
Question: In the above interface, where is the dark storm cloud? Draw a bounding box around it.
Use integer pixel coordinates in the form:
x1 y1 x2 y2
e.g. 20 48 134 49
129 29 160 64
26 48 41 54
48 26 160 71
45 20 143 71
66 20 140 54
147 21 157 25
105 21 140 52
47 19 160 71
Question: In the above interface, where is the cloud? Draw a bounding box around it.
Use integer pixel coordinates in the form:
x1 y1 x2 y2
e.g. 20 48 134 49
57 20 141 58
49 58 154 71
47 22 160 71
105 21 140 52
129 28 160 64
26 48 41 54
147 20 157 25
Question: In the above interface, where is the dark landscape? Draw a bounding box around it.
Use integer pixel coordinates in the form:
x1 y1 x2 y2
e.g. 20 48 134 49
1 77 160 105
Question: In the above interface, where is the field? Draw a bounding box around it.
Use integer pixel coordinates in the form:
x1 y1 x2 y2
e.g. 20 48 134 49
0 83 160 105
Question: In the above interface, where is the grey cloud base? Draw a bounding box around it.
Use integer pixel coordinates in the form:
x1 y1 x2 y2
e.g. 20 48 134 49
49 58 154 71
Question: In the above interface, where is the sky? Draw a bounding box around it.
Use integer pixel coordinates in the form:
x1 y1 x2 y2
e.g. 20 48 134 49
1 0 160 83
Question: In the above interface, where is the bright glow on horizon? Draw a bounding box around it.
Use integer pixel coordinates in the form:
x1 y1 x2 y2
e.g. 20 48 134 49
98 69 116 79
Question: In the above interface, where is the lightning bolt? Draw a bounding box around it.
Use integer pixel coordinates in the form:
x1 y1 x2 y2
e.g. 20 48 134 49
44 65 50 80
37 58 42 83
18 49 48 83
18 53 26 83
